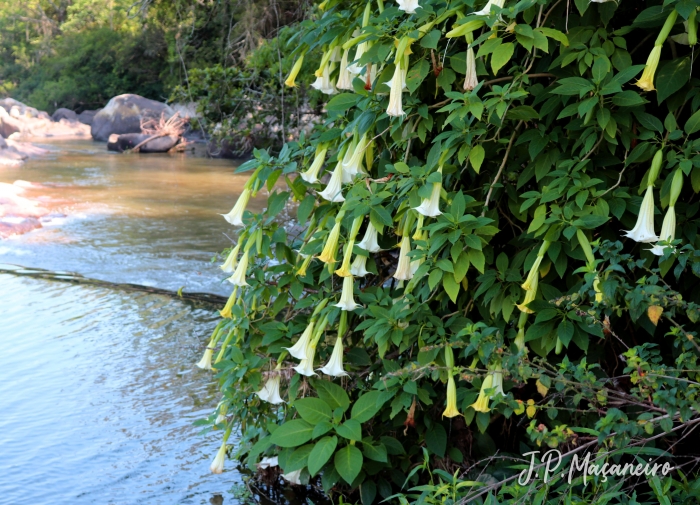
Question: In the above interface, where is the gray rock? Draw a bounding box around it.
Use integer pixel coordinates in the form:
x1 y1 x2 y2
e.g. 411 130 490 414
107 133 180 153
77 109 100 126
51 108 78 122
91 94 174 142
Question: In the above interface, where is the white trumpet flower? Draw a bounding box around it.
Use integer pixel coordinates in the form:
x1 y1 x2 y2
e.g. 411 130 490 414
414 180 442 217
221 188 251 226
474 0 505 16
281 469 302 485
649 206 676 255
384 64 408 93
311 62 337 95
357 223 381 252
342 134 368 180
394 236 414 280
210 441 228 474
386 65 406 117
335 276 360 311
350 255 370 277
336 48 354 90
301 145 328 183
284 321 315 360
623 186 658 243
319 161 345 202
464 46 479 90
228 249 249 286
294 342 318 376
490 364 504 398
397 0 420 13
256 375 284 404
196 347 214 370
220 243 241 273
318 336 348 377
347 41 369 75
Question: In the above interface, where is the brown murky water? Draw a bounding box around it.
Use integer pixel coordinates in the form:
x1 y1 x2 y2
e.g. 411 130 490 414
0 141 257 504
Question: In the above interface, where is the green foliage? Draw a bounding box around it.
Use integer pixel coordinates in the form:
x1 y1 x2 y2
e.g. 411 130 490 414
203 0 700 504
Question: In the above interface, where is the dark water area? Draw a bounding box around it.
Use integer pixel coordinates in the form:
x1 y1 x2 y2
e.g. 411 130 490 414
0 141 263 504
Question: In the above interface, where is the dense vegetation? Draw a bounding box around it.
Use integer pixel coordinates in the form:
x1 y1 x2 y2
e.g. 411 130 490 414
199 0 700 504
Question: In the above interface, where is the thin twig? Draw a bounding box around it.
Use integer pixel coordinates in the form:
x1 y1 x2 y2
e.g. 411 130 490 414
482 121 523 216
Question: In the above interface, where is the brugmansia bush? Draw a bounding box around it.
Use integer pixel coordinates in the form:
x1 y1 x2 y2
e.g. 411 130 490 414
198 0 700 503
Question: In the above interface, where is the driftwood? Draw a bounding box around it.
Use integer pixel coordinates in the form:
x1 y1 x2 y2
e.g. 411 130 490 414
125 112 188 153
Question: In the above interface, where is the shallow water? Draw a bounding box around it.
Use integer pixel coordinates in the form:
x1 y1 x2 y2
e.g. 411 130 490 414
0 141 255 504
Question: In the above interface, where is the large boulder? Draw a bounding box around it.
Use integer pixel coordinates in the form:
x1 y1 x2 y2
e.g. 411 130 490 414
0 98 40 118
77 109 100 126
0 107 21 138
107 133 180 153
91 94 174 142
52 108 78 122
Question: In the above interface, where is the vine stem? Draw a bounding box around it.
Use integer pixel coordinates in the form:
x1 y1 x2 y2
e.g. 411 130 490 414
481 121 523 216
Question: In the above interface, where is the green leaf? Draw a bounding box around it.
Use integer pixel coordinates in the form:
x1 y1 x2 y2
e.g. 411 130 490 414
334 445 364 484
469 144 485 173
420 29 441 50
536 27 569 46
443 273 460 302
295 397 332 424
308 436 338 476
558 320 574 347
656 57 690 104
360 481 377 505
351 391 386 422
611 90 646 107
491 42 514 75
362 442 388 462
335 419 362 441
314 379 350 411
406 59 431 94
270 419 315 448
285 444 314 472
326 93 360 113
312 420 334 438
685 110 700 135
425 423 447 457
573 214 609 229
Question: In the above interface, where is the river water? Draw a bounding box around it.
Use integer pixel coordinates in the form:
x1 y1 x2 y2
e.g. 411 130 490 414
0 141 256 504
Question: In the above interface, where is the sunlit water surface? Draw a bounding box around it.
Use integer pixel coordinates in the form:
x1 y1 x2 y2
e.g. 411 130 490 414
0 141 258 504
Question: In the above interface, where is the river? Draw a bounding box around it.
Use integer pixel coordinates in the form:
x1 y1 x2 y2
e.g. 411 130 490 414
0 141 256 504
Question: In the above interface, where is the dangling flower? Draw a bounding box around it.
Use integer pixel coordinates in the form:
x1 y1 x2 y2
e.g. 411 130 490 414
319 335 348 377
650 169 683 255
516 273 538 314
464 44 479 90
623 186 658 243
384 63 408 93
336 48 354 90
215 402 228 425
393 236 414 280
319 161 345 202
294 341 318 376
256 375 285 404
414 173 443 217
470 374 494 413
220 243 241 273
285 54 304 87
490 364 504 398
211 424 232 474
301 145 328 183
350 255 370 277
357 222 381 252
474 0 505 16
636 45 661 92
221 188 251 226
342 134 368 179
281 469 302 485
335 216 363 277
397 0 420 13
296 254 313 277
228 249 250 286
318 219 342 264
284 321 315 360
636 11 677 92
521 255 543 292
347 40 369 75
219 287 238 319
442 375 461 418
197 347 214 370
335 275 360 311
311 61 337 95
386 64 406 117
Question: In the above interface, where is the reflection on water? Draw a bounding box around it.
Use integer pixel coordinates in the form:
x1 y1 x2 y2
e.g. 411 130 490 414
0 274 237 505
0 140 261 295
